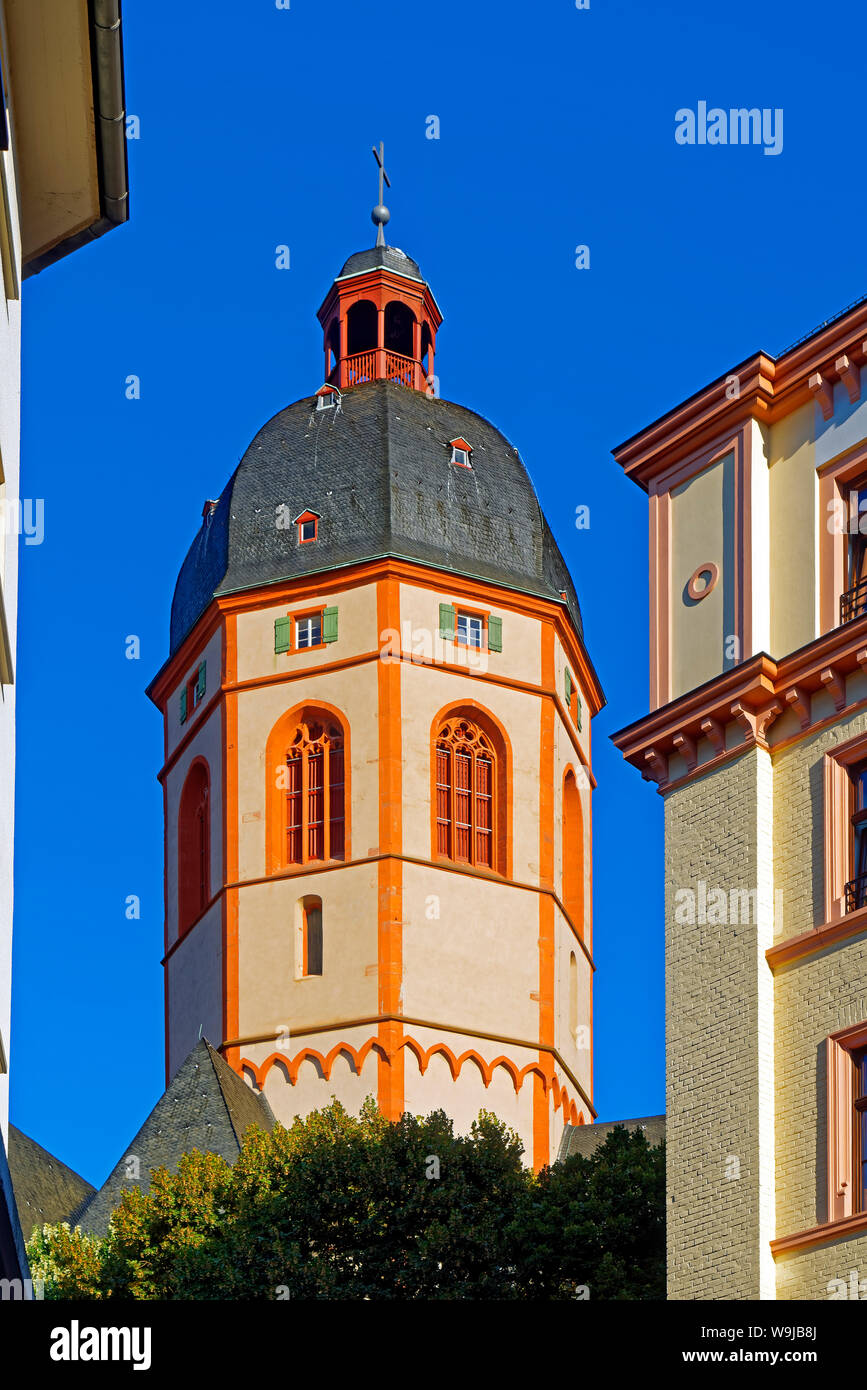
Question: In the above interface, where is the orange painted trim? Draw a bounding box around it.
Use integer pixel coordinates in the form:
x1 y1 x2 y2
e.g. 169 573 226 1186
162 849 596 969
162 764 170 1085
157 646 597 789
148 556 604 717
377 577 403 1119
241 1035 593 1119
147 607 223 709
534 622 557 1170
224 1014 593 1099
540 622 556 888
223 614 239 1072
264 698 351 874
284 604 327 653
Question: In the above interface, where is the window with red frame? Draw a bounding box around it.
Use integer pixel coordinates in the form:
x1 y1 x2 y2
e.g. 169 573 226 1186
847 761 867 912
855 1048 867 1213
295 511 319 544
178 762 210 935
435 715 496 869
284 716 345 865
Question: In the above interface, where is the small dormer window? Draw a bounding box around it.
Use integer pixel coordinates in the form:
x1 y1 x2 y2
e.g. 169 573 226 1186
294 510 320 544
448 437 473 468
316 385 340 411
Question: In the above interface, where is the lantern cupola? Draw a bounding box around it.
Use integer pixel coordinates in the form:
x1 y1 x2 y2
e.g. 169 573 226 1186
316 144 443 394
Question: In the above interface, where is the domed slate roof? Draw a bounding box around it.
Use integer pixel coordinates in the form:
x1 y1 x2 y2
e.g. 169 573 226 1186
170 379 583 655
338 245 424 282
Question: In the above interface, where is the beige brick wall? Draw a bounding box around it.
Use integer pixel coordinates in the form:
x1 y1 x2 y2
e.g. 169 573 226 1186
665 747 775 1299
666 706 867 1300
771 695 867 946
775 1232 867 1300
772 703 867 1298
774 936 867 1299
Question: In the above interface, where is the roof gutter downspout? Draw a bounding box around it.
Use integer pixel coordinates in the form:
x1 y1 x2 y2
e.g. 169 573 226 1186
22 0 129 276
92 0 128 228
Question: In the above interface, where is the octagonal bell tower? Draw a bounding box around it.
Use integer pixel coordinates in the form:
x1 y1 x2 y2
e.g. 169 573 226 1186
148 174 603 1168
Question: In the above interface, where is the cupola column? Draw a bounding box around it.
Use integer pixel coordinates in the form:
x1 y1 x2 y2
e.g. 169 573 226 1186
377 304 386 380
339 315 348 390
412 318 422 391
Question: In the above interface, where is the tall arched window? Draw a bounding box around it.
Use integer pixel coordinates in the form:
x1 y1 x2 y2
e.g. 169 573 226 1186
435 713 504 871
283 714 345 865
298 896 323 977
178 760 210 937
569 951 578 1042
563 769 584 937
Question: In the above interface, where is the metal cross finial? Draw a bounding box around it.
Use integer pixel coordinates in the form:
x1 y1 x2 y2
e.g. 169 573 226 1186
371 142 391 247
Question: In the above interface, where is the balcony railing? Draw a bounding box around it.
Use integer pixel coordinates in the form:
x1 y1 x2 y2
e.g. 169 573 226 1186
841 576 867 625
845 871 867 913
344 349 376 386
385 351 415 388
341 349 419 390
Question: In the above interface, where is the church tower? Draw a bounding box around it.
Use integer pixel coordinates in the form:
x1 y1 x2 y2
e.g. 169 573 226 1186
148 161 603 1168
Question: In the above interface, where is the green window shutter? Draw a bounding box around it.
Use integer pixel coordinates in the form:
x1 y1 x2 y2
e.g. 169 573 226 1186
196 661 206 700
565 668 573 703
576 691 583 731
179 685 188 724
323 606 339 643
439 603 455 641
488 615 503 652
274 616 292 653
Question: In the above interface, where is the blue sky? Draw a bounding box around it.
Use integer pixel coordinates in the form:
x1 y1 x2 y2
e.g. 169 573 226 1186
10 0 867 1183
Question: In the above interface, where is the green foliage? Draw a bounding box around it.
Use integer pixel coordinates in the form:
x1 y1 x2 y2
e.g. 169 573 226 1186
27 1222 106 1300
508 1126 666 1299
26 1105 665 1301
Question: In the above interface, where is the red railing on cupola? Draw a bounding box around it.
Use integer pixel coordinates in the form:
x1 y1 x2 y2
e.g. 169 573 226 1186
342 349 421 390
317 253 443 395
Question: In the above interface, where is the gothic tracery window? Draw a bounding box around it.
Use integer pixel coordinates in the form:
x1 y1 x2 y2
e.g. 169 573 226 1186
283 715 345 865
435 715 497 870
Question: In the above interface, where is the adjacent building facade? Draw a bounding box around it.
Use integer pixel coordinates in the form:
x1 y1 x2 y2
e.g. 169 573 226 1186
149 237 604 1170
0 0 128 1284
614 296 867 1298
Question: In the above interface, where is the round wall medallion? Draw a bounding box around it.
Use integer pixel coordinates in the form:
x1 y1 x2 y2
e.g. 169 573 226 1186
686 562 719 602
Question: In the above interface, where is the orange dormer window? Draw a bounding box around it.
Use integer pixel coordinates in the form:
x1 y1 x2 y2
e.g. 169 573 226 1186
449 437 473 468
294 510 320 544
316 384 340 411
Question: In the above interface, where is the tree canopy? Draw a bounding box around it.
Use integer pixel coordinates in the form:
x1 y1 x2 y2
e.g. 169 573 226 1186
27 1101 664 1300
